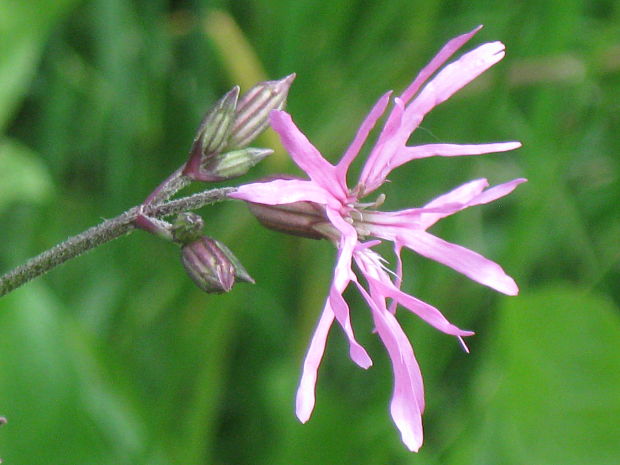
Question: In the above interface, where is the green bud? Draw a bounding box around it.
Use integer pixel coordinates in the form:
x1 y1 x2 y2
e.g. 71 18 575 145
171 212 204 245
202 147 273 181
195 86 239 155
228 74 295 149
184 87 239 179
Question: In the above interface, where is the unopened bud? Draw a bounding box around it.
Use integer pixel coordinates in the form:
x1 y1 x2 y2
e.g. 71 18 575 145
228 74 296 149
195 86 239 155
171 212 204 245
184 87 240 179
211 239 255 284
247 200 329 240
181 236 254 293
202 147 273 181
182 237 236 293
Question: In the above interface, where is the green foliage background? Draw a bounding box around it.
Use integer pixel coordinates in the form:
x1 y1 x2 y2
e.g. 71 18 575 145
1 0 619 463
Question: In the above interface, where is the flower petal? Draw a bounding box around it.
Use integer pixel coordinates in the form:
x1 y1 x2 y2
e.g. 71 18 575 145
398 230 519 295
423 178 489 209
377 310 425 451
400 25 483 104
296 306 335 423
358 98 408 195
466 177 527 206
230 178 331 206
355 281 425 451
392 141 522 168
329 287 373 369
420 177 527 229
270 110 347 201
369 275 474 337
325 208 373 368
356 26 485 195
336 91 392 183
367 178 527 231
402 41 507 137
363 179 490 230
390 243 404 314
354 248 473 337
417 178 491 228
359 43 511 194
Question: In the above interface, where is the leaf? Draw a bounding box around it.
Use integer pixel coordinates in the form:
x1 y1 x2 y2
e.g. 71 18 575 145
452 285 620 465
0 138 54 212
0 0 83 132
0 284 149 464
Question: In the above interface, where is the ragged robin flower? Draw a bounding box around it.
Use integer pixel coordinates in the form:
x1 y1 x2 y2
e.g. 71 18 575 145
231 25 526 451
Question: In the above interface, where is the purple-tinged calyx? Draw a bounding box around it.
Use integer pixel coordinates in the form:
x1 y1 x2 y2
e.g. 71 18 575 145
181 236 254 293
248 200 329 240
196 86 240 155
184 74 295 182
171 213 254 292
200 147 273 182
181 237 236 293
242 175 333 240
228 74 296 149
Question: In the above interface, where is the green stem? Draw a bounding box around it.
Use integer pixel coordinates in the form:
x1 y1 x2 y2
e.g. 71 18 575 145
0 187 236 297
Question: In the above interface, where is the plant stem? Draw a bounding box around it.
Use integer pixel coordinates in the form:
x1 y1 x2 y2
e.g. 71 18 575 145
144 166 192 205
0 187 236 298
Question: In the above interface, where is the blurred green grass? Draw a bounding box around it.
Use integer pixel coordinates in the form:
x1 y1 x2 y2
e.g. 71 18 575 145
1 0 619 464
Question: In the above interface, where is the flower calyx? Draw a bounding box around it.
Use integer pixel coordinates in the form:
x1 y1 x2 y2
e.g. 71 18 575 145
183 74 295 182
171 213 253 293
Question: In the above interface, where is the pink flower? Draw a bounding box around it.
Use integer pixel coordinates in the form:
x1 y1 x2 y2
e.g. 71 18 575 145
231 26 525 452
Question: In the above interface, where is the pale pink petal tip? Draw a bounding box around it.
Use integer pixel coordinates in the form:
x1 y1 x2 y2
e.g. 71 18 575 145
295 363 320 423
391 405 424 452
399 431 423 452
503 277 519 296
295 394 313 423
350 345 373 369
483 270 519 296
493 141 522 152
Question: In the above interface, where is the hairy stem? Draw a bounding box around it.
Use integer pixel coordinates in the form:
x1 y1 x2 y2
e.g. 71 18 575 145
0 187 236 297
144 165 192 205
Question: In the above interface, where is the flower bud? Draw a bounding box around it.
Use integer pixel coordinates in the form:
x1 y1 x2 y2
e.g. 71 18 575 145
201 147 273 181
211 239 255 284
181 237 236 293
171 212 204 245
227 74 296 149
195 86 239 155
184 87 239 178
181 236 254 293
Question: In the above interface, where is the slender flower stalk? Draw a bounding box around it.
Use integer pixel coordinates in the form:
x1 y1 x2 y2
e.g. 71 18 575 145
0 75 295 297
0 188 236 297
231 26 525 451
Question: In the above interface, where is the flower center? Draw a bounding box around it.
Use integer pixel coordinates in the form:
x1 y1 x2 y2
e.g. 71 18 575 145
349 193 387 238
